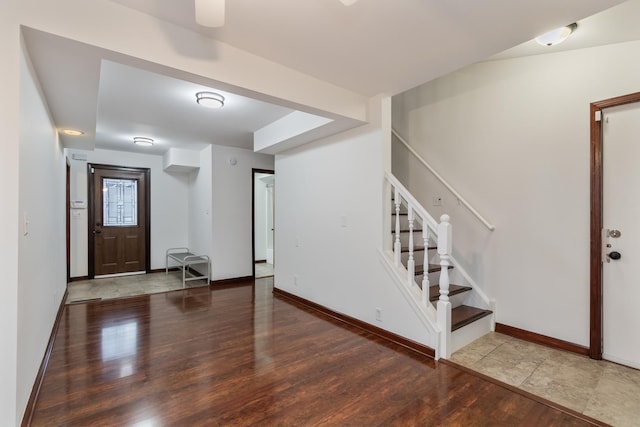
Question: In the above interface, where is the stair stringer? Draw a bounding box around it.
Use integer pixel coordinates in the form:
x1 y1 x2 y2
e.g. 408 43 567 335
378 249 440 351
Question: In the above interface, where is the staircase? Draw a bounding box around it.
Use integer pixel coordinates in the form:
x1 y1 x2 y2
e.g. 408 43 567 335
384 172 494 359
395 221 491 332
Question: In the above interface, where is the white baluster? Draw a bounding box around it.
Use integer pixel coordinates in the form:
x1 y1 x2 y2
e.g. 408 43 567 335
437 214 452 302
407 205 415 287
393 188 401 266
437 214 452 359
422 224 430 305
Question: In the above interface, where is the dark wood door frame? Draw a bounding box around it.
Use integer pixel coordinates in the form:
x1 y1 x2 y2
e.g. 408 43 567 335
87 163 151 278
251 168 275 278
590 91 640 359
66 158 71 283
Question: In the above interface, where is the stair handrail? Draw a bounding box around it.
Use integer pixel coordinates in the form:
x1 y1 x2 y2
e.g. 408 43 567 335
391 128 495 231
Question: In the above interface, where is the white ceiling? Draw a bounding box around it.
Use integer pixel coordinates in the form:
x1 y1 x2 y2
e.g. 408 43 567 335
108 0 628 96
22 28 297 155
95 60 293 155
22 0 640 157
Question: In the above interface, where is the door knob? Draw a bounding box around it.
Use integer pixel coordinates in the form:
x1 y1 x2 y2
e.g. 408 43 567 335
94 229 102 234
608 251 621 260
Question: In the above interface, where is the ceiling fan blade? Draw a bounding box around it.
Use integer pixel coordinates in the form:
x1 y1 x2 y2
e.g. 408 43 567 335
195 0 225 28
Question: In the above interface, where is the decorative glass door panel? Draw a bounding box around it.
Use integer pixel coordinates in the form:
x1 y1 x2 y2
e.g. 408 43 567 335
103 178 138 226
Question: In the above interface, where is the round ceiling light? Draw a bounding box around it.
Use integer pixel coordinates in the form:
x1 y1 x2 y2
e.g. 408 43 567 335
133 137 154 147
195 0 225 28
196 91 225 109
61 129 84 136
535 23 577 47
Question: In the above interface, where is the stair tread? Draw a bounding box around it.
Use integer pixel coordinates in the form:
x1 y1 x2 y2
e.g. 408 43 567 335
400 245 437 253
451 305 492 332
415 264 454 275
428 284 472 302
394 229 423 233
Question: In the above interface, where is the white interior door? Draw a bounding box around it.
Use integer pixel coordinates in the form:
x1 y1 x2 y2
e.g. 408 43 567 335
602 102 640 369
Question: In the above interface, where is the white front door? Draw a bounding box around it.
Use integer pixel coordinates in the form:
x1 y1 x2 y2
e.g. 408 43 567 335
602 102 640 369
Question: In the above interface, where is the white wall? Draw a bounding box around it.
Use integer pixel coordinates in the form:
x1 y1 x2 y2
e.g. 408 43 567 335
211 146 274 280
68 148 190 275
274 97 436 347
17 42 66 423
392 39 640 346
67 144 275 281
0 6 21 424
254 174 268 261
188 146 213 259
0 0 364 423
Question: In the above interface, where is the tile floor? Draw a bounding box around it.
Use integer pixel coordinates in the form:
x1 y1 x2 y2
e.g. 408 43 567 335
255 262 274 278
66 271 207 304
68 264 274 304
451 332 640 427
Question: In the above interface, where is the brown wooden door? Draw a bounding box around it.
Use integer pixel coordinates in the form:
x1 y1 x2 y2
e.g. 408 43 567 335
89 164 150 277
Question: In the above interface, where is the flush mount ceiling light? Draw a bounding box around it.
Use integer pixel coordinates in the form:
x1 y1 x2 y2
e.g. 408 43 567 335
196 91 225 109
195 0 357 27
133 137 154 147
195 0 225 27
535 23 577 47
61 129 84 136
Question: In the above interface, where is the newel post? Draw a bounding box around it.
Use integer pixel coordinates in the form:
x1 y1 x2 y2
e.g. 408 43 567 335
437 214 452 359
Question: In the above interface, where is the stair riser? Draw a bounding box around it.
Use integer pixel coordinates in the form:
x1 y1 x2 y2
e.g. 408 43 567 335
400 251 435 265
430 291 467 309
414 270 451 283
413 274 434 289
394 233 431 248
391 215 423 231
451 315 493 354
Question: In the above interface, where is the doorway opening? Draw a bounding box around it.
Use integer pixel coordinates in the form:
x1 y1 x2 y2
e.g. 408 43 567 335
88 163 151 279
252 169 275 279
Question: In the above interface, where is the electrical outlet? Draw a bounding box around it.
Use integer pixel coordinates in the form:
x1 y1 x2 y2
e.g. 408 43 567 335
375 307 382 321
432 196 443 206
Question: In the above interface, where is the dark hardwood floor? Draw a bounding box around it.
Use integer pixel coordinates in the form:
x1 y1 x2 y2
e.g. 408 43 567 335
28 278 604 426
